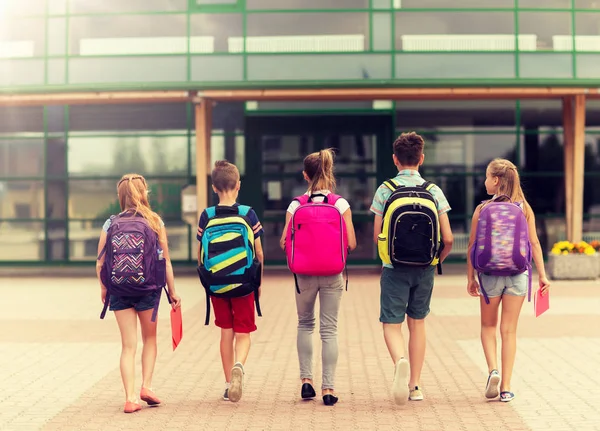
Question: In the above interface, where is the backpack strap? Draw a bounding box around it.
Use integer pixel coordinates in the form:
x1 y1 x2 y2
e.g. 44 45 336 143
100 293 110 319
205 206 216 219
294 195 310 205
421 181 436 192
383 178 399 192
477 272 491 305
237 205 251 217
326 193 341 205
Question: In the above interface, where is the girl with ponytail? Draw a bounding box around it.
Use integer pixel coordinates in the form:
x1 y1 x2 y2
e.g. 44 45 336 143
279 149 357 406
96 174 181 413
467 159 549 403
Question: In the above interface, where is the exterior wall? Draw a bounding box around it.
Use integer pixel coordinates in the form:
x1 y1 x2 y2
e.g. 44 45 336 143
2 1 600 91
3 100 600 264
3 1 600 263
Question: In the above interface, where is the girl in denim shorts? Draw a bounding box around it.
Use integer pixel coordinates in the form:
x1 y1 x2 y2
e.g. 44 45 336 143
466 159 550 403
96 174 181 413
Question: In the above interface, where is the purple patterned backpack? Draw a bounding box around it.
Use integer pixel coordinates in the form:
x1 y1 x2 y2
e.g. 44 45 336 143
98 212 167 321
470 197 532 304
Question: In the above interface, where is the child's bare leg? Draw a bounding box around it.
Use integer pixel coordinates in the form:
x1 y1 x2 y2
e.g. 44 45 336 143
500 295 525 392
220 328 235 382
234 332 251 365
480 296 501 372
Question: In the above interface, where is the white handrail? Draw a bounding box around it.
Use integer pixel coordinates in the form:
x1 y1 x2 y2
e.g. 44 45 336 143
0 41 35 58
401 34 537 51
228 35 365 53
553 35 600 51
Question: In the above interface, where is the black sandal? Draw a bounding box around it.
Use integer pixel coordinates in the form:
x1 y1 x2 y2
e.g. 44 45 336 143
301 383 316 399
323 394 338 406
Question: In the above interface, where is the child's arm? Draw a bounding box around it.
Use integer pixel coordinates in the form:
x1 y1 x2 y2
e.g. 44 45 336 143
96 231 108 303
373 214 383 244
438 213 454 262
280 212 292 250
525 203 550 293
343 209 357 251
255 237 264 296
466 205 482 296
158 226 182 309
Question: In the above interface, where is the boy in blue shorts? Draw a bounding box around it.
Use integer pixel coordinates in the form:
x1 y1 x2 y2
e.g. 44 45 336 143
370 132 454 405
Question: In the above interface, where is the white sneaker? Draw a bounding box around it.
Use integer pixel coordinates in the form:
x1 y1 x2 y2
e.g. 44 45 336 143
485 370 501 399
392 358 410 405
229 362 244 403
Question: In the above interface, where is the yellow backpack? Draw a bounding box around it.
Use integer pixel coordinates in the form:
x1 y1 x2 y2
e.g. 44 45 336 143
377 179 444 273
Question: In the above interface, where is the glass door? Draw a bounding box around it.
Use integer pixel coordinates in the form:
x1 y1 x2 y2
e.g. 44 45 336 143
244 114 394 265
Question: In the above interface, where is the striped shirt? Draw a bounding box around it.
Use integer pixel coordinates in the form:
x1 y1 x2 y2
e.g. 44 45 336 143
196 203 263 241
370 169 451 218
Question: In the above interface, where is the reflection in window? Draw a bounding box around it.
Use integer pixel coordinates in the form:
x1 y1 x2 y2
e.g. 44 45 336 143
519 0 570 7
0 18 45 57
0 140 44 177
574 13 600 52
68 179 187 219
248 0 368 9
246 13 369 52
0 221 45 261
398 0 512 7
519 11 571 51
69 0 187 14
68 135 188 177
396 100 518 128
69 104 188 132
190 14 242 53
395 12 515 51
69 15 188 55
0 181 44 219
0 107 44 133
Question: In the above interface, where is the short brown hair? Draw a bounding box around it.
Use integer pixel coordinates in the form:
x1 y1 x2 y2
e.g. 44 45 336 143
211 160 240 192
393 132 425 166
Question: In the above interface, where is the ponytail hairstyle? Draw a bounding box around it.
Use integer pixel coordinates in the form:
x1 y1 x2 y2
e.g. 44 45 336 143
303 148 336 193
116 173 162 234
486 158 532 218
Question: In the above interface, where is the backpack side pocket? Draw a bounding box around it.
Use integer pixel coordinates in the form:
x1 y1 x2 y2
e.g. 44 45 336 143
378 234 392 265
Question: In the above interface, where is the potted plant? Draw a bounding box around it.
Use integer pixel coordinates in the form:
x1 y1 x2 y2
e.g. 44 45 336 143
548 240 598 280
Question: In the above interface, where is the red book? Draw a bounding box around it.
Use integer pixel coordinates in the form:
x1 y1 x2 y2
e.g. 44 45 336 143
170 307 183 351
534 288 550 317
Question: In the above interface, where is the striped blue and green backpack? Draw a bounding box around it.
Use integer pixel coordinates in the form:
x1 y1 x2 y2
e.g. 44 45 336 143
197 205 262 325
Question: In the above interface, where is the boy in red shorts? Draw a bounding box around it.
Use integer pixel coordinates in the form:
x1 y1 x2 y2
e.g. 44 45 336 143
197 161 264 403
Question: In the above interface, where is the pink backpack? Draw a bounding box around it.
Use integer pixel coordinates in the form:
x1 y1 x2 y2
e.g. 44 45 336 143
285 193 349 292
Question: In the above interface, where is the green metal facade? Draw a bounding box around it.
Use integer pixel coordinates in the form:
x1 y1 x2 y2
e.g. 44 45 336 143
2 1 600 265
2 1 600 91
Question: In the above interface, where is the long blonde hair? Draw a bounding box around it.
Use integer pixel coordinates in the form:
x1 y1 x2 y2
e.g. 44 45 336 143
303 148 336 193
117 174 162 234
486 158 532 218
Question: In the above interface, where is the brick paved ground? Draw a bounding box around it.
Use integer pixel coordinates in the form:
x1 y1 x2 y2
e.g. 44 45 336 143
1 266 600 431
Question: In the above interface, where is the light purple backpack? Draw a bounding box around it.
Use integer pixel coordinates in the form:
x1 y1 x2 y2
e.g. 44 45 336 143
470 196 532 304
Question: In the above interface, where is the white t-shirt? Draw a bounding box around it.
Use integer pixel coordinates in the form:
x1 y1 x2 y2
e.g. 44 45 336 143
286 189 350 215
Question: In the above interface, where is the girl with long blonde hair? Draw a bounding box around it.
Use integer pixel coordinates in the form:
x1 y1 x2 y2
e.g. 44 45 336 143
96 174 181 413
467 159 550 402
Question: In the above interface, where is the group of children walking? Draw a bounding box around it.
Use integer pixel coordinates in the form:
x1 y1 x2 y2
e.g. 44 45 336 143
96 132 550 413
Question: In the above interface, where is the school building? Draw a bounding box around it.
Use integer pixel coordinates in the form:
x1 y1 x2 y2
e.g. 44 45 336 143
1 1 600 266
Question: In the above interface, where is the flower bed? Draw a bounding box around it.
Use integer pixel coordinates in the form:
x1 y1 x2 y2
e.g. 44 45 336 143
548 241 599 280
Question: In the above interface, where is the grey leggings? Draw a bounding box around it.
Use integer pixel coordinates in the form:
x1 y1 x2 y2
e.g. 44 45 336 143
295 274 344 390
